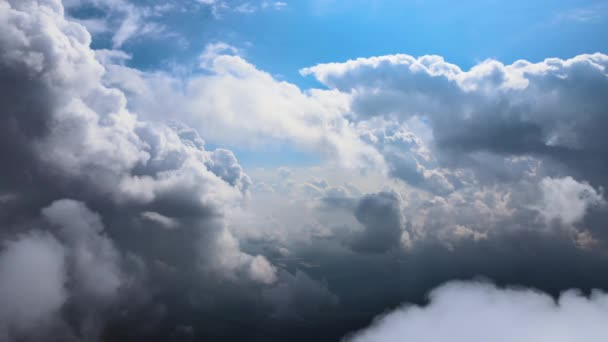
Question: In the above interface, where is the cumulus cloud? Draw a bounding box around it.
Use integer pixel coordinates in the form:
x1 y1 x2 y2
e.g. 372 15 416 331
302 53 608 188
0 0 297 339
346 281 608 342
100 42 385 171
3 0 608 340
357 121 454 195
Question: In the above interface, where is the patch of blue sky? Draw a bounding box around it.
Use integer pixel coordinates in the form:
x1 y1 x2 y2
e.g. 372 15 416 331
69 0 608 88
205 141 321 168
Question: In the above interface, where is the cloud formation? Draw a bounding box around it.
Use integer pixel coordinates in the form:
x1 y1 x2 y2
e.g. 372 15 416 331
346 281 608 342
0 1 289 339
2 0 608 341
302 53 608 187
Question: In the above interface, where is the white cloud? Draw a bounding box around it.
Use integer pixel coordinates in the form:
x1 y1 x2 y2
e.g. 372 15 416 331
347 281 608 342
64 0 174 47
102 43 385 171
537 177 604 226
199 0 288 17
141 211 180 229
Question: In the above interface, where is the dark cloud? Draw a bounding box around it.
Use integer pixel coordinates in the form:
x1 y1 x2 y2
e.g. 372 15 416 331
349 191 407 253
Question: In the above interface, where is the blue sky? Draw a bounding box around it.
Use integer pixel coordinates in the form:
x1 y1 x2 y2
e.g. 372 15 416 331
73 0 608 89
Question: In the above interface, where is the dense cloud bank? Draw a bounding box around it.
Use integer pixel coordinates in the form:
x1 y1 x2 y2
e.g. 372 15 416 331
1 0 608 341
0 0 277 340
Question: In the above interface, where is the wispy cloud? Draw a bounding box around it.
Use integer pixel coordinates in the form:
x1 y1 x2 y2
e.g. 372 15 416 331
199 0 287 17
65 0 178 47
555 4 606 23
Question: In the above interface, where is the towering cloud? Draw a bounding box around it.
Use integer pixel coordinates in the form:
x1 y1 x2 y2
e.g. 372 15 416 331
0 0 282 339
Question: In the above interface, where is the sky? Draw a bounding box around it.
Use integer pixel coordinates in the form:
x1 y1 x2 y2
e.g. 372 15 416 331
66 0 608 167
1 0 608 341
77 1 608 85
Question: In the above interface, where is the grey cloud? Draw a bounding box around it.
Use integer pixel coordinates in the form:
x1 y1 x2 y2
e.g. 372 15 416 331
0 1 292 340
263 270 338 320
360 124 455 195
0 232 67 339
284 223 608 342
42 199 124 299
304 53 608 188
349 192 408 253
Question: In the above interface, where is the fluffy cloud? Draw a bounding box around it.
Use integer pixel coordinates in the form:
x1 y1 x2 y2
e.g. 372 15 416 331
357 120 455 195
346 281 608 342
100 42 385 171
537 176 605 226
3 0 608 340
0 0 291 339
302 53 608 188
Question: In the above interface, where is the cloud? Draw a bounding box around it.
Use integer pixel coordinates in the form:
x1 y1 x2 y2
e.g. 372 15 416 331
0 1 297 339
141 211 180 229
349 191 408 253
357 120 454 195
64 0 175 47
42 199 124 298
3 0 608 340
0 232 67 339
198 0 287 17
537 176 605 226
345 281 608 342
101 42 384 171
302 53 608 188
556 4 607 23
263 270 338 320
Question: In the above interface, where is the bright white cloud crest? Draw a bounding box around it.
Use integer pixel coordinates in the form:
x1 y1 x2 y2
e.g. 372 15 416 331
347 281 608 342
